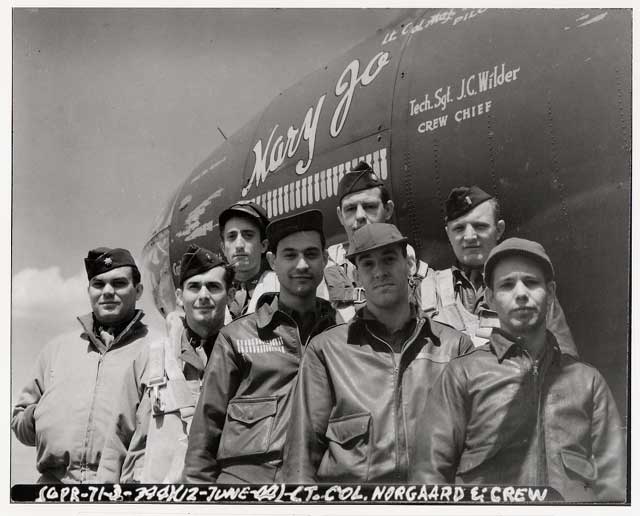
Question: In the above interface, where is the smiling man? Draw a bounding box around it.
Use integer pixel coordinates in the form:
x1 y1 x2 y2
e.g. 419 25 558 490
283 223 472 483
422 185 577 354
411 238 626 502
98 245 233 483
183 209 338 483
12 247 155 483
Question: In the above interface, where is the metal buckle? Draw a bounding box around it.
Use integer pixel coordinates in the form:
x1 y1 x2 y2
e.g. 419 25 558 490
148 377 167 415
353 287 366 304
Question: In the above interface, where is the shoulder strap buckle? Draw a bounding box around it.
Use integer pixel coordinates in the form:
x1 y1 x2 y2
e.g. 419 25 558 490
352 287 366 304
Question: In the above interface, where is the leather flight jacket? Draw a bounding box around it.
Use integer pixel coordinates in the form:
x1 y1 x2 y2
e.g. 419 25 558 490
411 330 626 502
183 294 337 484
283 308 474 483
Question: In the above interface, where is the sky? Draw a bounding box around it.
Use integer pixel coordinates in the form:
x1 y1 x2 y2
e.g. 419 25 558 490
9 6 408 484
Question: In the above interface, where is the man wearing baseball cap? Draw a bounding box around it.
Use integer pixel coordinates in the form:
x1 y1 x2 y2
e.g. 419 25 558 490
183 209 338 483
412 238 625 501
325 161 428 321
12 247 156 483
283 223 472 483
218 201 278 318
98 244 234 483
420 185 576 354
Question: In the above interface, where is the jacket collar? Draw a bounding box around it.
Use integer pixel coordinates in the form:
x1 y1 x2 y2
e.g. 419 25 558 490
255 293 336 330
78 309 146 352
490 327 561 362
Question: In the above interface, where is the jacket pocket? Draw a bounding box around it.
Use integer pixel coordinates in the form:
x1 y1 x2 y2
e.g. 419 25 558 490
318 412 371 481
218 396 277 460
560 448 597 483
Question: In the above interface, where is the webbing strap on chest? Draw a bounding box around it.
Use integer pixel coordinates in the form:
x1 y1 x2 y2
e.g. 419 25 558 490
247 271 280 314
435 269 456 307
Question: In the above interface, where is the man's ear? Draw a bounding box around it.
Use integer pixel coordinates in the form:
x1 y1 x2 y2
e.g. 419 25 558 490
175 288 184 308
322 248 329 267
547 280 557 301
226 286 237 308
496 219 506 241
266 251 276 270
135 283 144 301
336 205 345 227
260 238 269 254
383 199 395 221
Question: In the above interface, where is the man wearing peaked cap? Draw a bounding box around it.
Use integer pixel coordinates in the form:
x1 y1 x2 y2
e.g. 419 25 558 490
12 246 157 483
412 238 625 501
419 185 577 355
183 209 339 484
218 201 276 319
325 161 429 321
283 223 473 483
99 244 235 483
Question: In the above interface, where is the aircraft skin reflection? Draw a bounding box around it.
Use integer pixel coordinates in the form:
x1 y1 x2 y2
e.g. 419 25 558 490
142 8 631 416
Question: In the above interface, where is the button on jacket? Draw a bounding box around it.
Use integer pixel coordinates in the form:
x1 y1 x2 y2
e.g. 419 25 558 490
11 311 154 483
183 295 338 483
411 330 626 502
283 308 474 483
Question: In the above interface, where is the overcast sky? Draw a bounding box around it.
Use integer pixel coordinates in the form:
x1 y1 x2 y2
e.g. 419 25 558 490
9 6 407 484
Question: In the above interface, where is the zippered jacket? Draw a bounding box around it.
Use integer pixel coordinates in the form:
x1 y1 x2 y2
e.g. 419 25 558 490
182 295 337 483
282 309 474 483
411 330 626 502
11 311 155 483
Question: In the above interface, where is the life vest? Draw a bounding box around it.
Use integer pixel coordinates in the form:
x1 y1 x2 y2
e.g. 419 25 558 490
420 268 498 347
143 314 201 483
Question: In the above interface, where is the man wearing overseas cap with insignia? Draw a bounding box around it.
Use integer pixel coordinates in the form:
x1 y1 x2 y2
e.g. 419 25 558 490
420 185 577 354
326 161 428 321
218 201 277 318
283 223 473 483
183 209 339 483
412 238 625 501
12 247 156 483
98 245 234 483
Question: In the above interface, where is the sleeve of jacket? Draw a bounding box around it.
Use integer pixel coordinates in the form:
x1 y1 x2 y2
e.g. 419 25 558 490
590 371 627 502
457 332 475 356
411 360 468 484
282 338 333 483
11 343 51 446
182 331 242 483
546 294 578 357
97 348 148 483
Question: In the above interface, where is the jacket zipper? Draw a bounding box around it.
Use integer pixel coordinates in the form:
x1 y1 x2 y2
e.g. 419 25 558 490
528 353 546 486
80 351 104 482
365 318 425 481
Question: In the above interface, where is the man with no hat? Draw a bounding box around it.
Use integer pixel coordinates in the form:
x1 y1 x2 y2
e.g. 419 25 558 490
218 201 277 318
98 245 233 483
421 185 577 354
283 223 473 483
411 238 625 501
12 248 155 483
326 161 428 320
183 209 339 483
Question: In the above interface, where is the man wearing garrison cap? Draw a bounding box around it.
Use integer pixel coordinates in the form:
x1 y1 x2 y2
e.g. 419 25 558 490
12 247 156 483
99 245 234 483
325 161 428 320
283 223 472 483
420 185 577 355
183 210 338 483
412 238 625 501
218 201 277 318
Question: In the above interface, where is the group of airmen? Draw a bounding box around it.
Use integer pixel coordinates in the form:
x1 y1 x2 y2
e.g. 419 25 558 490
12 162 625 502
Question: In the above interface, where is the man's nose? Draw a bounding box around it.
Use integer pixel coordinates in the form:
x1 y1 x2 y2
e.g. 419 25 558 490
296 256 310 270
102 283 115 296
514 280 529 299
462 224 477 240
355 204 367 222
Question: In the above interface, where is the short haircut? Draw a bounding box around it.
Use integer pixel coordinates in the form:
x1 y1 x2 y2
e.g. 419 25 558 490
487 197 502 224
339 185 391 211
131 266 141 286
